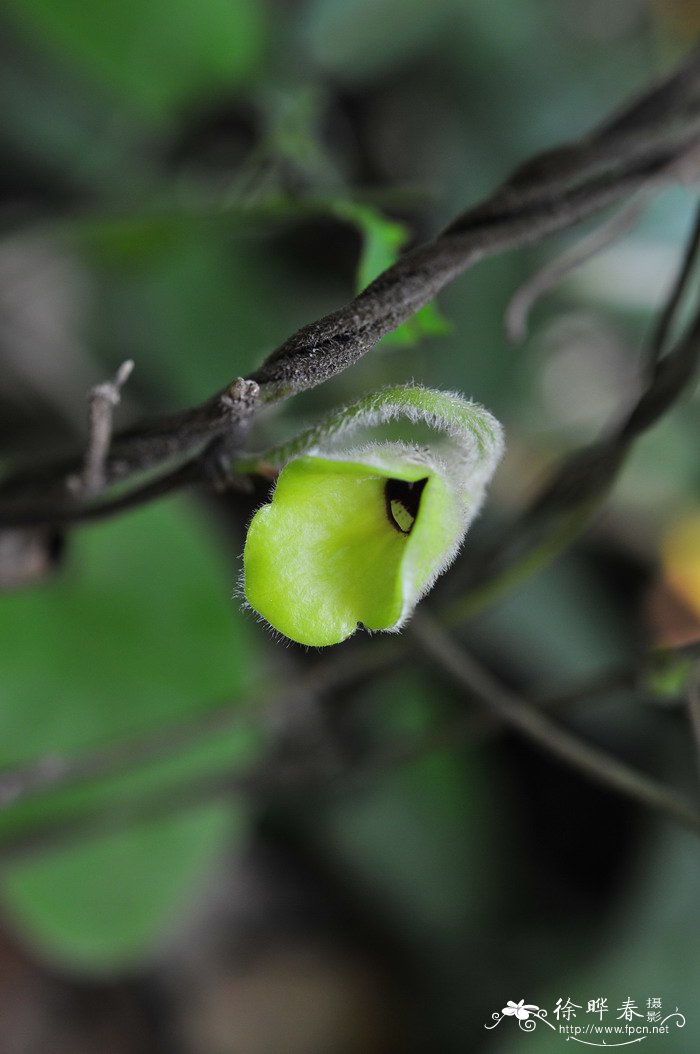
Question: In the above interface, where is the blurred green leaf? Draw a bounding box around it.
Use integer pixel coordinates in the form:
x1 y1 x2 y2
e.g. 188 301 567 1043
645 654 696 701
0 497 256 757
4 0 267 120
0 497 258 970
1 805 243 974
333 199 452 347
333 201 406 290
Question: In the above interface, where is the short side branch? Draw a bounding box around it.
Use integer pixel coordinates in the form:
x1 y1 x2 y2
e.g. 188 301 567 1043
70 360 134 497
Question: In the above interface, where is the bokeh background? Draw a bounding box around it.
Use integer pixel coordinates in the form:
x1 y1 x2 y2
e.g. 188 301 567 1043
1 1 700 1051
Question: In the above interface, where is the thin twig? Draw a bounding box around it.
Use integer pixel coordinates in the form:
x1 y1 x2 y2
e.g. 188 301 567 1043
4 459 202 529
0 768 279 865
2 630 700 863
411 612 700 834
0 377 261 520
645 201 700 373
504 198 646 344
69 360 134 496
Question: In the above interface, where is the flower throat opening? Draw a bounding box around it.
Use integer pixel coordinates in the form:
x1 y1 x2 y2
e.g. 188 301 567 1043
384 477 429 534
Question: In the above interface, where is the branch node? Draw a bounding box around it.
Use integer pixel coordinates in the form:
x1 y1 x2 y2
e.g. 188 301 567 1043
220 377 260 416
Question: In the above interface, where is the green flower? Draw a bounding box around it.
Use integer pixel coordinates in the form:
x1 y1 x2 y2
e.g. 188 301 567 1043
244 448 461 646
239 387 503 647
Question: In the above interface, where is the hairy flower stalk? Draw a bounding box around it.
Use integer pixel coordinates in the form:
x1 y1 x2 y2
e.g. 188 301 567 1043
239 387 504 646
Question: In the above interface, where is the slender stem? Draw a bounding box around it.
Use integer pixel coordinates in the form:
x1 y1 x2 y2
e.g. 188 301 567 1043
646 202 700 372
505 197 646 344
232 386 504 495
76 360 135 496
443 504 594 626
412 612 700 834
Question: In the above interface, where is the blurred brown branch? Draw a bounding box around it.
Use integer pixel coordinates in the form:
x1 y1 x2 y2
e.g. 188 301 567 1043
2 46 700 529
411 613 700 835
504 197 647 343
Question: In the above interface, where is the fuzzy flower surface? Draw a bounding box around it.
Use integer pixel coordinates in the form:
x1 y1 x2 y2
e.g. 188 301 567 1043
244 446 461 646
240 387 503 647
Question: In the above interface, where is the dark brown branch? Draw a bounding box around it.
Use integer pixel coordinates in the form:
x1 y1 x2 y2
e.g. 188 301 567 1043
0 377 260 529
2 48 700 528
254 47 700 398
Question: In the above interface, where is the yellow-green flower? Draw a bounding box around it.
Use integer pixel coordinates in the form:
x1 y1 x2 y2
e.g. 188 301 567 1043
239 387 503 647
244 448 462 646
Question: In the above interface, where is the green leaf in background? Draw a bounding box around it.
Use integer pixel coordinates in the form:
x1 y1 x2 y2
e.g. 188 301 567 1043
333 200 452 347
4 0 267 121
2 805 242 975
0 497 258 971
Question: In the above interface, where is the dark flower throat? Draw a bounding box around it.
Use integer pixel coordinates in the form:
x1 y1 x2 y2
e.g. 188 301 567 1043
384 477 428 534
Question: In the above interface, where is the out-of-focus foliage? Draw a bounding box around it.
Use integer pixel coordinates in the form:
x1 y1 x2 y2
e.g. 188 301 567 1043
332 199 451 345
0 500 260 969
2 0 266 121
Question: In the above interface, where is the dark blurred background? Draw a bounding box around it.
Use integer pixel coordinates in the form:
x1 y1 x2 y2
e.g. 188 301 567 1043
1 1 700 1051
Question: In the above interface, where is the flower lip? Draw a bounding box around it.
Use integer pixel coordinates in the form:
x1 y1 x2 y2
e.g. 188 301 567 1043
240 386 504 647
384 477 428 534
242 452 453 647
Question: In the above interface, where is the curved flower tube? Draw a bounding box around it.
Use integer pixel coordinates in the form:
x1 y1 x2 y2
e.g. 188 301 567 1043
239 387 504 647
